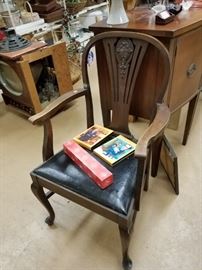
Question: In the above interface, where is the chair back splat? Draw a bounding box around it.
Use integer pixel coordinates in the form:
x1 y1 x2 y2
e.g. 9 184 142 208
82 31 170 137
29 31 171 270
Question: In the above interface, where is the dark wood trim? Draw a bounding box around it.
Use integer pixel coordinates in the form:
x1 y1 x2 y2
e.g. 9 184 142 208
34 174 133 227
135 103 170 158
29 89 87 125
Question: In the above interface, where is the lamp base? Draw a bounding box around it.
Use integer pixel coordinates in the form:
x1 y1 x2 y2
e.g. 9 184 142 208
107 0 129 25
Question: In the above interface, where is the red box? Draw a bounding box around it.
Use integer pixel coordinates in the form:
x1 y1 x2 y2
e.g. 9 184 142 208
63 140 113 189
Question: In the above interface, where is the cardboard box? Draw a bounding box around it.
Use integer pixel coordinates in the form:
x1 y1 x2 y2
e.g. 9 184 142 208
63 140 113 189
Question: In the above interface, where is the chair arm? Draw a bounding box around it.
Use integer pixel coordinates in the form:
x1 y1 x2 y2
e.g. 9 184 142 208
135 103 170 158
29 88 87 125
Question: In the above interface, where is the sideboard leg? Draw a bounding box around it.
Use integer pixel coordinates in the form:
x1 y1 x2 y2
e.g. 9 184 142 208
182 93 200 145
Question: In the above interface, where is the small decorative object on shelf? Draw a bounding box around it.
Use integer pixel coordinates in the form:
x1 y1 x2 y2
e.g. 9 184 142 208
21 1 40 24
30 0 64 23
0 30 6 41
0 0 22 28
107 0 129 25
1 10 22 28
0 15 5 28
65 0 87 14
155 10 175 25
0 29 31 52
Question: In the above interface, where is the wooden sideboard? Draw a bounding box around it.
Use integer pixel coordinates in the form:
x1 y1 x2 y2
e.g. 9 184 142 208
89 7 202 144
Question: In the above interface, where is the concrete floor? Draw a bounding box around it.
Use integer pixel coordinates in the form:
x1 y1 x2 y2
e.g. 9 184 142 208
0 64 201 270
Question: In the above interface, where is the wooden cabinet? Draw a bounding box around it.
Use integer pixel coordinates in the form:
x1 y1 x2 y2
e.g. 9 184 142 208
89 7 202 144
0 42 72 115
169 27 202 112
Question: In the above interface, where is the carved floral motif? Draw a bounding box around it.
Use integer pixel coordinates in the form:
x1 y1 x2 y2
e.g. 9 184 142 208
116 38 133 77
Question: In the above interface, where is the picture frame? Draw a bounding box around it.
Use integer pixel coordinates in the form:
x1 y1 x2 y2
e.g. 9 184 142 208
160 135 179 194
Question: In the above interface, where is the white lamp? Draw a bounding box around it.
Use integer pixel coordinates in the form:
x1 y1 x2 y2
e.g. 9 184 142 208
107 0 129 25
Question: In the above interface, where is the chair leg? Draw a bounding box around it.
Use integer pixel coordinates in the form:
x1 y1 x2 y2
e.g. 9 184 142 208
144 149 151 191
182 93 200 145
31 180 55 226
151 135 163 177
119 226 133 270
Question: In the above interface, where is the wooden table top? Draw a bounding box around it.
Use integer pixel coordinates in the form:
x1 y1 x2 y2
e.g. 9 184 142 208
0 41 46 60
90 7 202 38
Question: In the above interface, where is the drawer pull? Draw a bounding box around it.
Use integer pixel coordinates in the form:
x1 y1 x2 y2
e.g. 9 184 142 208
187 63 197 77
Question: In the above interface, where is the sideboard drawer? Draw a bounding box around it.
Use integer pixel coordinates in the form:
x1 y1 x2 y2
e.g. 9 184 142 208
169 27 202 111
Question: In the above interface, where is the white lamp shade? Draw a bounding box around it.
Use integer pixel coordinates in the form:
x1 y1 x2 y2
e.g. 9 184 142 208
107 0 129 25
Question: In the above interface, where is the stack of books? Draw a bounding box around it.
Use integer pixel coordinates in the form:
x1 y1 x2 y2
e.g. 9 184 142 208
63 124 137 188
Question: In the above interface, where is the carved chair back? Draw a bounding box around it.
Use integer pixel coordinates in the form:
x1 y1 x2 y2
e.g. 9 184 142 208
82 31 170 137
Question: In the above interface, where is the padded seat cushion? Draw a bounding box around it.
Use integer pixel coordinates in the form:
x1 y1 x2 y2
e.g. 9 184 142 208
31 150 138 215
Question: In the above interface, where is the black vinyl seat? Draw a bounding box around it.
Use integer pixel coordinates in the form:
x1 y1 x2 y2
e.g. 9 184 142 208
32 150 138 215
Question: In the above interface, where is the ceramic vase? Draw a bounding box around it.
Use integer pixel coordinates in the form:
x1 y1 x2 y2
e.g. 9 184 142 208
107 0 129 25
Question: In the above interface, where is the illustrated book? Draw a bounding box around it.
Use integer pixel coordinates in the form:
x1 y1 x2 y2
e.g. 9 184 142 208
93 135 137 166
73 124 113 150
63 140 113 189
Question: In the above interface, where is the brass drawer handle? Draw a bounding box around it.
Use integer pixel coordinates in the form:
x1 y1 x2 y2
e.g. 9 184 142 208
187 63 197 77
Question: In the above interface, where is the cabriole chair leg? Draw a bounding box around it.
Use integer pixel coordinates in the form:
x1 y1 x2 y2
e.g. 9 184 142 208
31 181 55 226
119 226 133 270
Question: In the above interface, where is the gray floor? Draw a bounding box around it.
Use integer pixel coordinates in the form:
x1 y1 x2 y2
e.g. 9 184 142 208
0 64 201 270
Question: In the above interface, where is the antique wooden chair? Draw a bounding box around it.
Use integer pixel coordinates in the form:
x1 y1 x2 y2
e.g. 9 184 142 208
29 31 171 270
